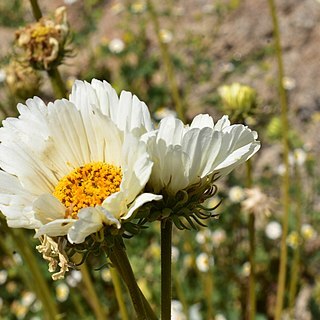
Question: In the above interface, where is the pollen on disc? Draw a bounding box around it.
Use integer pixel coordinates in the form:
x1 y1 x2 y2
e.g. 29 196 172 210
53 162 122 218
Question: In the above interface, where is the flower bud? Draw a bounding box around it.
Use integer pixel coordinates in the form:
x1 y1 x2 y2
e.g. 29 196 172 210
218 83 257 121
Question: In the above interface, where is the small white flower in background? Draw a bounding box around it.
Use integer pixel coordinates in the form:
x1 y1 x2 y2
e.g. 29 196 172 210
228 185 245 203
110 2 125 15
293 148 307 166
265 221 282 240
276 163 286 176
30 317 42 320
101 268 112 282
12 252 23 265
153 107 177 121
241 261 251 277
282 76 296 91
202 4 215 14
189 303 202 320
195 228 212 245
196 252 214 272
287 231 300 249
56 283 70 302
211 228 227 247
64 0 78 5
131 0 146 14
0 270 8 285
30 300 42 312
215 314 227 320
66 270 82 287
242 187 274 217
21 291 36 307
220 62 235 73
0 69 6 83
108 38 125 54
301 224 317 241
159 29 173 44
171 300 187 320
172 246 180 263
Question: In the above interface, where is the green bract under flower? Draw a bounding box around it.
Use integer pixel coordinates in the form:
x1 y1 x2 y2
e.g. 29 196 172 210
141 114 260 229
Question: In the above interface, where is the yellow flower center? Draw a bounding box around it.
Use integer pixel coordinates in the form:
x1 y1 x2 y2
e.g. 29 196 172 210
53 162 122 219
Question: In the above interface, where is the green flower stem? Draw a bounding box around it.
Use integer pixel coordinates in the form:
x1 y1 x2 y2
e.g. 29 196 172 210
80 263 108 320
29 0 42 20
29 0 67 99
173 267 189 320
204 270 214 320
110 265 130 320
267 0 291 319
47 67 68 99
288 163 302 314
2 225 59 320
109 236 152 320
161 219 173 320
147 0 186 122
70 288 87 318
246 160 256 320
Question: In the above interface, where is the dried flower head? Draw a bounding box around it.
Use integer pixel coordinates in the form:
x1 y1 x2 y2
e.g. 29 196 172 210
4 60 41 99
15 7 70 70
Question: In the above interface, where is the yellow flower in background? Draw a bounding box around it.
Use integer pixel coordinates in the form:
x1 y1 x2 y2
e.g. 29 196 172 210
218 83 257 121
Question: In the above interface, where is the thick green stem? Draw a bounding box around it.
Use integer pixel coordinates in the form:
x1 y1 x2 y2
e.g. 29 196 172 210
110 266 130 320
246 160 256 320
80 263 108 320
267 0 291 319
161 219 173 320
109 237 151 320
147 0 185 122
2 225 59 320
29 0 42 20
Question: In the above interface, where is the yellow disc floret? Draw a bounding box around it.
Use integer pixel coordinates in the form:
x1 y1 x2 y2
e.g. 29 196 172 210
53 162 122 219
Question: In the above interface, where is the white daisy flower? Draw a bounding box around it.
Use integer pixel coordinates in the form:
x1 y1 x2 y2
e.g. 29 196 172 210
0 79 161 244
265 221 282 240
145 114 260 195
196 252 214 273
142 114 260 227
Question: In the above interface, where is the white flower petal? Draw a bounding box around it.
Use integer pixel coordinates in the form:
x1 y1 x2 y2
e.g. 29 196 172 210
67 207 120 244
33 194 65 224
35 219 75 237
122 193 163 220
0 171 39 229
190 114 214 129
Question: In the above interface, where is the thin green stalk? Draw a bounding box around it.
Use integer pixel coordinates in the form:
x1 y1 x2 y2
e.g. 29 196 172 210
147 0 185 122
267 0 291 319
0 102 10 118
161 219 173 320
29 0 67 99
2 225 59 320
110 266 130 320
246 160 256 320
173 267 189 320
109 236 152 320
204 270 214 320
70 288 87 318
288 163 302 316
29 0 42 20
80 263 108 320
47 68 68 99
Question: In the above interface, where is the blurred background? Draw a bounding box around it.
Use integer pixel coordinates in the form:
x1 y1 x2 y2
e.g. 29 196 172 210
0 0 320 319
